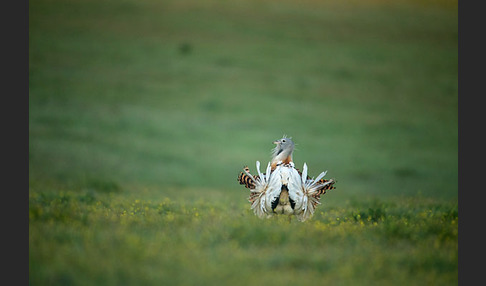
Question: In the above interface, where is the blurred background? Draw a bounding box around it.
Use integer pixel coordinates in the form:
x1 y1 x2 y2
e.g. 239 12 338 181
29 0 457 201
29 0 458 284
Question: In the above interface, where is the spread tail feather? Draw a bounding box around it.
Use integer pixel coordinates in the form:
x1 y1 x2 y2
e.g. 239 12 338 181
296 164 337 221
238 162 274 218
238 161 336 221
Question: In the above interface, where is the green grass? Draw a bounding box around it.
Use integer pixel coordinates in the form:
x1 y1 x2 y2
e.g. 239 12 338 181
30 190 457 285
29 0 457 285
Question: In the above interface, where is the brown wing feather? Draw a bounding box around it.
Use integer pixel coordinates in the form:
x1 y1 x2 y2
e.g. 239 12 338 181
310 178 336 208
237 166 259 189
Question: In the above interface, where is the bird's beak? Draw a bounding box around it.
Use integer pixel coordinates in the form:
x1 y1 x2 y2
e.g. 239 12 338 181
273 140 280 145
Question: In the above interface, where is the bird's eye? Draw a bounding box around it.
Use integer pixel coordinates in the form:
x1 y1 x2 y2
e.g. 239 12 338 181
282 139 286 143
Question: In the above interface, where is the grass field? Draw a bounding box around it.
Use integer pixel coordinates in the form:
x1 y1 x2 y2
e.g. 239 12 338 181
29 0 458 285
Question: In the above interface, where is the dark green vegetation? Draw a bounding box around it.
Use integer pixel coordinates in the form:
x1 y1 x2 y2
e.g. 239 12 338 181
30 0 458 285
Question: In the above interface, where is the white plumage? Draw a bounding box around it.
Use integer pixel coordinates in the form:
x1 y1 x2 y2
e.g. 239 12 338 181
245 160 332 221
238 136 336 221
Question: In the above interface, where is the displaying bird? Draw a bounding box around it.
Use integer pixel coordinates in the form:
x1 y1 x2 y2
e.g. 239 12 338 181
237 136 336 221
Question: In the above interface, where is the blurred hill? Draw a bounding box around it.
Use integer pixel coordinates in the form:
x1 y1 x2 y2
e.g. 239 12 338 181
29 0 458 200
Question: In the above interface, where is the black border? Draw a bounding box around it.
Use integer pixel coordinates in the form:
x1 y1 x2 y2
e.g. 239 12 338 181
458 0 481 285
7 0 29 284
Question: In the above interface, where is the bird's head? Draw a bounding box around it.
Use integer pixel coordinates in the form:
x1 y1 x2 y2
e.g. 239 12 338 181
272 136 295 158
